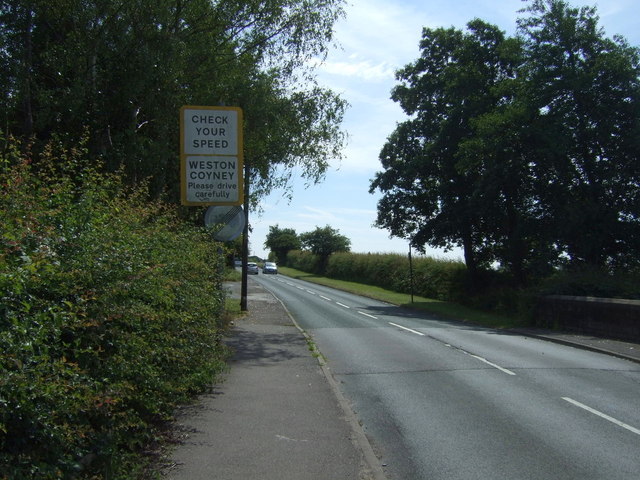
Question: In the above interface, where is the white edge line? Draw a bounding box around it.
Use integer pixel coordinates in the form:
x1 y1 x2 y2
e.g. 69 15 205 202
255 279 387 480
388 322 425 336
336 302 351 309
562 397 640 436
469 354 516 376
358 311 377 319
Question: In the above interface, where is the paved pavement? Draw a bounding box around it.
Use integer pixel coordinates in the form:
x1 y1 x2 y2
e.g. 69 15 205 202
164 279 639 480
165 281 385 480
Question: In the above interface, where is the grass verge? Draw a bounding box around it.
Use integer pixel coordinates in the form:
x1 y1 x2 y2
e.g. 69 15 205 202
278 266 520 329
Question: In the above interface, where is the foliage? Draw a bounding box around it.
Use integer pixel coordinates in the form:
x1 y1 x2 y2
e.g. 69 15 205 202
290 251 467 302
243 77 349 205
0 0 348 202
280 266 521 329
517 0 640 270
370 0 640 287
299 225 350 272
536 266 640 299
286 249 320 274
371 20 520 280
0 138 229 479
264 225 301 265
290 249 638 320
286 247 638 325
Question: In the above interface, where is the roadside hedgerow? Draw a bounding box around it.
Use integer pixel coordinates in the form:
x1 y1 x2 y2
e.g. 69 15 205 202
325 251 468 301
1 136 229 479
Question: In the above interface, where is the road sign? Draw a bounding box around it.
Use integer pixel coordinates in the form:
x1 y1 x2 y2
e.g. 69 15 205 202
204 205 245 241
180 106 243 206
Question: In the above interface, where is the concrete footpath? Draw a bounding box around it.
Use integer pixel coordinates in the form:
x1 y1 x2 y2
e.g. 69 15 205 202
164 281 385 480
163 279 640 479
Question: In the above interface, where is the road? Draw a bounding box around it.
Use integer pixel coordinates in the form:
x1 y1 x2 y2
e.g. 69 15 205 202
251 273 640 480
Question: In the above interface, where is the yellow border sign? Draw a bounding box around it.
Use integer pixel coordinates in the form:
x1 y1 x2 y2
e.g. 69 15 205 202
180 105 244 206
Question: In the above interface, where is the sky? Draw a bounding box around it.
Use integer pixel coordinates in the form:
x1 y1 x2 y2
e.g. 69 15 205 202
249 0 640 261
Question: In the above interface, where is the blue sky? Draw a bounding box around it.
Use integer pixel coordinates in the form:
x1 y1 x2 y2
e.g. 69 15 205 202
250 0 640 260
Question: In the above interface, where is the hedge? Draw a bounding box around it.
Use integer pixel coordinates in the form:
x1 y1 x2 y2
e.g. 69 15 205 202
1 138 228 479
287 250 468 302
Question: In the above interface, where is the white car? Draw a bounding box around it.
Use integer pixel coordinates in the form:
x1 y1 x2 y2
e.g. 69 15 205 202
263 262 278 274
247 262 259 274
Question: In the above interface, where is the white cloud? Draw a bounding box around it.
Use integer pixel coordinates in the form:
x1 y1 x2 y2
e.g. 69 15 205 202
296 205 339 223
320 56 395 81
295 204 378 225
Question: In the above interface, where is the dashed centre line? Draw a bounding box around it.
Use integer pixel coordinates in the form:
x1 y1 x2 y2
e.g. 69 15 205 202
562 397 640 436
268 276 640 450
388 322 425 336
467 353 516 376
278 277 515 376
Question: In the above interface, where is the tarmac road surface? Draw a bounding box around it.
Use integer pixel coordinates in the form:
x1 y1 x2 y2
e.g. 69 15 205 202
256 273 640 480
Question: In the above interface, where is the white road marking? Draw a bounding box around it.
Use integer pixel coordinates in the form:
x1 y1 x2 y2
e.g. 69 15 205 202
562 397 640 436
388 322 425 336
468 353 516 376
275 434 309 443
280 280 515 377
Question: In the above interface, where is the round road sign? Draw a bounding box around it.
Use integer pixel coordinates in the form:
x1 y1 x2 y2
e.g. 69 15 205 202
204 205 245 241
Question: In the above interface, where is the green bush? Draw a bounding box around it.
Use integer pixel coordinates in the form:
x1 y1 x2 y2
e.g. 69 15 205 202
325 251 468 301
286 244 638 324
537 266 640 299
286 250 319 274
1 138 228 479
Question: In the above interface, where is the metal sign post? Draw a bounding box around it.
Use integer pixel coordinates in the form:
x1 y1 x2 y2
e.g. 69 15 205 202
179 104 248 308
240 158 250 311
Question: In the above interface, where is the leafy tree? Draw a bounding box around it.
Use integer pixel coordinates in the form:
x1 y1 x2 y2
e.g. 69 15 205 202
370 20 522 282
371 0 640 286
456 31 558 283
0 0 347 202
517 0 640 271
238 70 348 208
264 224 301 264
299 225 350 272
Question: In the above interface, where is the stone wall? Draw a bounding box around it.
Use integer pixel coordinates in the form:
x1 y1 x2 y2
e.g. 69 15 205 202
534 295 640 342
